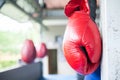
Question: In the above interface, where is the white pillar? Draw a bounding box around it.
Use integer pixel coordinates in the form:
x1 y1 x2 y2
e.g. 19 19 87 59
100 0 120 80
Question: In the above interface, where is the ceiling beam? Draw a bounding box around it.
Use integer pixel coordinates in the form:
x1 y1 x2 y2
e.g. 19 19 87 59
8 0 48 30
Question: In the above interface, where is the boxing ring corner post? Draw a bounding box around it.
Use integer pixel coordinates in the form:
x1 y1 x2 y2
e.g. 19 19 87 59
100 0 120 80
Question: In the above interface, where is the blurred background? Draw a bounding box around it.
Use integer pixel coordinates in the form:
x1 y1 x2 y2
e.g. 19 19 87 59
0 0 99 79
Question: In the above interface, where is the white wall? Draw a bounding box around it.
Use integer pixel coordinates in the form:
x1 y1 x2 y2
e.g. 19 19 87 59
41 25 76 75
100 0 120 80
41 26 65 46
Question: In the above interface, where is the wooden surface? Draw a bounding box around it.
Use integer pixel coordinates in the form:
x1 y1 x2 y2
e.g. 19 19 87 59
48 49 58 74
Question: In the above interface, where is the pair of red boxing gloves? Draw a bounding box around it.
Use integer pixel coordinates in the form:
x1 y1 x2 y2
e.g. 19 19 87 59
63 0 102 75
21 39 47 64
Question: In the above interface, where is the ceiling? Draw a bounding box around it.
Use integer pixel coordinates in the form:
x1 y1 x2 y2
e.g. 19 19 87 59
0 0 69 29
0 0 99 29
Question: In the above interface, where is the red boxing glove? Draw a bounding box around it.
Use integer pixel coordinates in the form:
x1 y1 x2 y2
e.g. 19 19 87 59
21 39 36 63
65 0 90 17
63 0 102 75
36 43 47 58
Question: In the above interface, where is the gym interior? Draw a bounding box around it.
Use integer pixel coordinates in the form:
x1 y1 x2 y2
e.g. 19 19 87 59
0 0 120 80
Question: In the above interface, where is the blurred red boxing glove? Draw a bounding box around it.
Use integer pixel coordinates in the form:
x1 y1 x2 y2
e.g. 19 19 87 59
21 39 36 63
36 43 47 58
63 0 102 75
